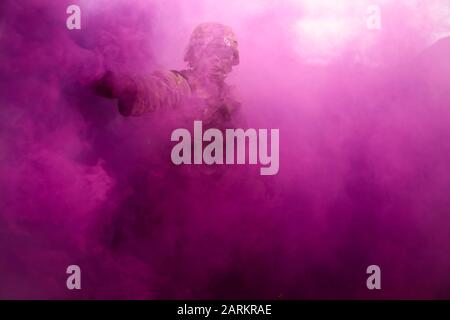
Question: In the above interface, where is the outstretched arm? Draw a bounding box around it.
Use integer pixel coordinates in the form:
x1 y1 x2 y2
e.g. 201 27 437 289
92 70 191 116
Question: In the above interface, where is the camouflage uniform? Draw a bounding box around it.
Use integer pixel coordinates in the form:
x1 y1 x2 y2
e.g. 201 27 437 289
94 23 241 128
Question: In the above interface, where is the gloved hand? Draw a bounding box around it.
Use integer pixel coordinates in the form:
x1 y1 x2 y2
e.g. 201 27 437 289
91 70 137 116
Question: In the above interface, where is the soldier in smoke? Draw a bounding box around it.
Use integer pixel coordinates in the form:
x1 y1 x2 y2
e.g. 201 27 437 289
93 22 241 129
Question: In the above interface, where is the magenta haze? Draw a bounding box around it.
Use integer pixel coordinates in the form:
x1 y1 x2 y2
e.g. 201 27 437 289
1 0 450 299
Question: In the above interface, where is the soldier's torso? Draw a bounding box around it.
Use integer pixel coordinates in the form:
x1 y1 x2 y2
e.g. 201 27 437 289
174 70 242 129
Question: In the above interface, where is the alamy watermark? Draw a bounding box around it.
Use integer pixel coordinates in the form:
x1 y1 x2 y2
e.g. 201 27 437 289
170 121 280 176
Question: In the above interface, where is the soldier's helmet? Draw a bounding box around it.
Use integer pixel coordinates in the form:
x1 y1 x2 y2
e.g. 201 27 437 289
184 22 239 69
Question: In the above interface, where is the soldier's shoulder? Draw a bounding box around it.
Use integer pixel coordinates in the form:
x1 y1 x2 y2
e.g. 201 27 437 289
151 69 191 92
170 69 189 81
151 69 185 81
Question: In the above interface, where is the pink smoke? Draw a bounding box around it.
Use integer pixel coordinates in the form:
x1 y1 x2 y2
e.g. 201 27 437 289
1 0 450 299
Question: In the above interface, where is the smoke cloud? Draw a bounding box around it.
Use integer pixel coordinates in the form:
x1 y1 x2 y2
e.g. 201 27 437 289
1 0 450 299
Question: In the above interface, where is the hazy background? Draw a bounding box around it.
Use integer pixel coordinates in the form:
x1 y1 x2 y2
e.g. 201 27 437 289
1 0 450 299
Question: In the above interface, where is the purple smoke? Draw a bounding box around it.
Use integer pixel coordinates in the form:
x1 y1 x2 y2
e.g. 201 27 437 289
1 0 450 299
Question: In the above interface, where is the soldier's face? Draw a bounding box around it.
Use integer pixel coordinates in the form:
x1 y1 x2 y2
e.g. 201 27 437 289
195 44 239 80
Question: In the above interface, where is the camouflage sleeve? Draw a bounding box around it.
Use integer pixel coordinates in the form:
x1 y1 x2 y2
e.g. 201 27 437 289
118 70 191 117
